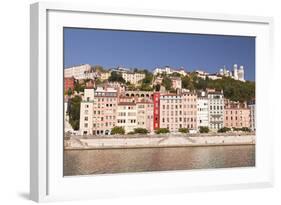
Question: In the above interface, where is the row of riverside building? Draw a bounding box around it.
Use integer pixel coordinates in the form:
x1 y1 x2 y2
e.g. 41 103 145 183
77 86 255 135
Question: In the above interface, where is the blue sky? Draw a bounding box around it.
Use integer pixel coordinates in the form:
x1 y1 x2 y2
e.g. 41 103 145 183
64 28 255 81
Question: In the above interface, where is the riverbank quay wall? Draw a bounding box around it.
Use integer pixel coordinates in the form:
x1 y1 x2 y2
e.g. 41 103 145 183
65 133 255 150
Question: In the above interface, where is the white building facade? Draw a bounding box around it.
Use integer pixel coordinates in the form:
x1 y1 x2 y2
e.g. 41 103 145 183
197 91 209 128
64 64 92 79
207 91 224 131
248 100 255 131
79 89 95 135
121 72 145 84
116 102 137 133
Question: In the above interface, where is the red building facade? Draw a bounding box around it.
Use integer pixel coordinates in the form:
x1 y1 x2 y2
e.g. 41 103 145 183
64 77 75 92
153 92 160 130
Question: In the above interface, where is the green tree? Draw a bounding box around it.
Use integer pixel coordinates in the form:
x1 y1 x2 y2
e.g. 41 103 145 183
218 127 231 133
241 127 251 132
162 76 172 91
108 71 126 83
68 95 82 130
199 126 210 133
111 126 125 135
134 128 149 134
155 128 170 134
178 128 189 133
139 83 153 91
182 75 194 90
92 65 105 72
67 88 73 96
154 84 161 91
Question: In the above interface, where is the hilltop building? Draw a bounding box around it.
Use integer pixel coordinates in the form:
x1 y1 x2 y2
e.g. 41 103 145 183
153 66 187 76
121 72 145 84
219 64 245 82
64 64 92 79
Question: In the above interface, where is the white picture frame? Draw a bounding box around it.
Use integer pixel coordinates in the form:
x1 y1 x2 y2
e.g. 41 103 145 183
30 2 274 202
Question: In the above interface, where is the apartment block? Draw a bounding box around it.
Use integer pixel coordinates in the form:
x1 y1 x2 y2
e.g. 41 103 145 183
121 72 145 84
248 100 255 131
79 87 118 135
224 99 250 129
64 64 91 79
197 91 209 128
207 90 224 130
79 89 95 135
159 91 197 132
136 99 154 132
64 77 75 92
116 101 137 133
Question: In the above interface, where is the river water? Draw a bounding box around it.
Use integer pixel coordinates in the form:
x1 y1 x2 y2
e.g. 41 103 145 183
64 145 255 176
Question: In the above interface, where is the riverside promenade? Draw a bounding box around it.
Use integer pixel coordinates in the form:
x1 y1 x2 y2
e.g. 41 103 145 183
64 133 255 150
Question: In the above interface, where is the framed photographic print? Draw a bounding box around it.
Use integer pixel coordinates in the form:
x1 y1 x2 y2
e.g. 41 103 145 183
30 2 274 202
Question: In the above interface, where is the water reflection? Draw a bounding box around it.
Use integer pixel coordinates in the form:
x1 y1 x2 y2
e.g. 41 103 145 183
64 145 255 176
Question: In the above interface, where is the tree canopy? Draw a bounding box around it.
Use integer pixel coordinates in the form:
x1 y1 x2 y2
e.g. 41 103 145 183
108 71 126 83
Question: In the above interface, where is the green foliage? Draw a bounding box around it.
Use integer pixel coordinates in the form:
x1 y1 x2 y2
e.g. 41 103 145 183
171 72 181 77
127 131 135 135
162 76 172 91
139 70 153 91
182 75 194 90
154 84 161 91
108 71 126 83
74 82 85 93
155 128 170 134
180 74 255 102
218 127 231 133
199 126 210 133
134 128 149 134
91 65 105 72
68 96 82 130
241 127 251 132
139 83 153 91
67 88 73 96
233 127 251 132
127 83 137 91
178 128 189 133
111 126 125 135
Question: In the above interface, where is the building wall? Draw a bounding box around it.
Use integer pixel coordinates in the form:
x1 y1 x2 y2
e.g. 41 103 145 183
249 104 255 131
197 97 209 128
153 92 161 130
224 100 250 129
100 72 111 81
208 92 224 130
79 89 95 135
136 101 154 132
92 87 118 135
171 77 182 90
224 108 250 128
64 77 75 92
122 73 145 84
159 92 197 132
64 64 91 78
116 103 137 133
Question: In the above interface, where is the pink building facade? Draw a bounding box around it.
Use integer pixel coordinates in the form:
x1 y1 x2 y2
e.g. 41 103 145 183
159 92 197 132
224 100 250 128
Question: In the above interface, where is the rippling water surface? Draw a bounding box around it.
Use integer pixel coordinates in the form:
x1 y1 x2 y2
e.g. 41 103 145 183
64 145 255 176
